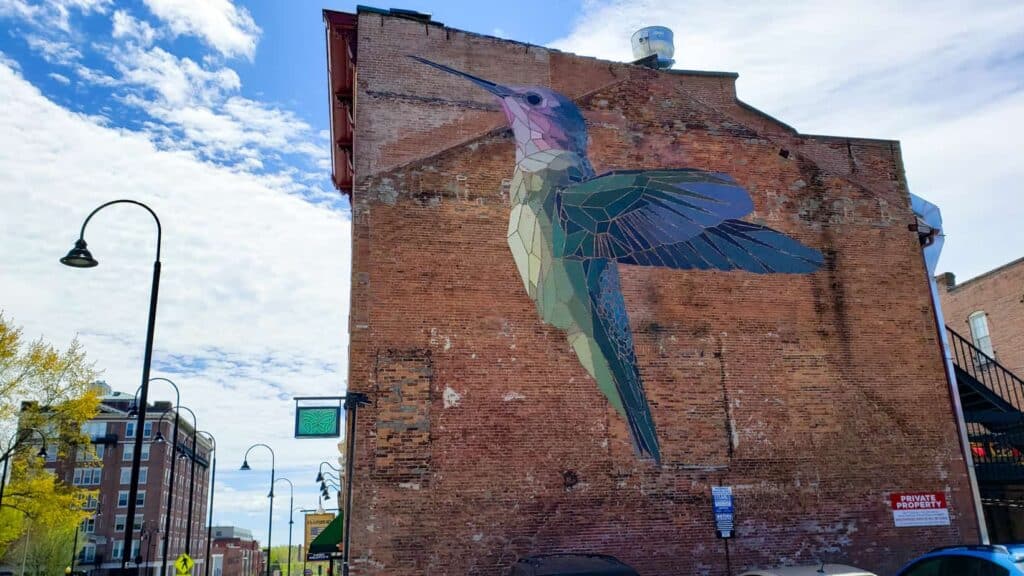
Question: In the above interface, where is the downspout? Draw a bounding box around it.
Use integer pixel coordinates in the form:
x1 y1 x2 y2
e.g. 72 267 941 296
911 193 988 543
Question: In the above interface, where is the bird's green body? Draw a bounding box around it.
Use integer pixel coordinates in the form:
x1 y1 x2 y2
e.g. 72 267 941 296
507 150 626 414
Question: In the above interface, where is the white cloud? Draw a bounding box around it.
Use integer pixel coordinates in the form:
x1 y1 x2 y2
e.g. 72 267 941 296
112 9 159 46
142 0 260 60
551 0 1024 280
0 0 110 31
0 59 350 489
47 71 69 84
25 34 82 66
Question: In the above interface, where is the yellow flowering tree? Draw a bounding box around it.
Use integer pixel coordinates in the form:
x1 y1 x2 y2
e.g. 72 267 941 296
0 312 100 559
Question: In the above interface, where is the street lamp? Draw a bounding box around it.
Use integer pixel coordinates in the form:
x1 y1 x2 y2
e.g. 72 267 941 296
155 405 199 557
241 444 275 576
133 377 181 576
61 199 163 570
196 431 216 576
314 462 339 484
0 428 48 509
274 478 294 576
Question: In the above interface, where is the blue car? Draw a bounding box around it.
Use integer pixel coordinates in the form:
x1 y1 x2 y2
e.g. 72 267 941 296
896 544 1024 576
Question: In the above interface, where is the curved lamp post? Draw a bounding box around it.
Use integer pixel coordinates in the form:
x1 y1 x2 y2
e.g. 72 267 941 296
154 404 196 567
274 478 294 576
314 462 340 484
196 431 216 576
0 428 48 509
159 405 198 555
132 377 180 576
61 199 162 569
241 443 275 576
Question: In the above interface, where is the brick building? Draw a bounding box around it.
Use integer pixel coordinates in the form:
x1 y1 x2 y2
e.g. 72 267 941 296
52 385 213 576
325 7 980 574
936 259 1024 542
938 259 1024 377
211 526 263 576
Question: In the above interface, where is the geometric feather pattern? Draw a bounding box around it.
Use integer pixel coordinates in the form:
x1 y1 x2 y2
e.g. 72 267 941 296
413 56 823 463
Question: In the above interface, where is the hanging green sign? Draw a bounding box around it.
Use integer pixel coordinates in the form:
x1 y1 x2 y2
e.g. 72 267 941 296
295 406 341 438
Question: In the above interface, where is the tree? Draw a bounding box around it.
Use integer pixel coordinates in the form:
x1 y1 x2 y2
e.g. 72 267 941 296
0 312 100 559
268 545 303 576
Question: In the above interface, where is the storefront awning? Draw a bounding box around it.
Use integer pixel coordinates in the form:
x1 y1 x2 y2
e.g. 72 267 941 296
307 512 344 560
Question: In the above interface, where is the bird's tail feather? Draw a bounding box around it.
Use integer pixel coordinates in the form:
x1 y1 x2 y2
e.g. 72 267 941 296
584 260 662 463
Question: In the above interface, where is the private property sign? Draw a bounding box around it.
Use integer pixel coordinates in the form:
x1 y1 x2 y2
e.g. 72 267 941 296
890 492 950 527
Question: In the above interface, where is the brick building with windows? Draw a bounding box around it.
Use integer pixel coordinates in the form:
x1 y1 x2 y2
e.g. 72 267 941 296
210 526 264 576
936 258 1024 542
325 6 981 575
938 258 1024 377
48 384 213 576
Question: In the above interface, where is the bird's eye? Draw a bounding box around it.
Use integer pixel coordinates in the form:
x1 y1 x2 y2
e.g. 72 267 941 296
525 93 543 105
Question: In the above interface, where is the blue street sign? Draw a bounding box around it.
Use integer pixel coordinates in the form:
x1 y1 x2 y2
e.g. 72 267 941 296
711 486 734 539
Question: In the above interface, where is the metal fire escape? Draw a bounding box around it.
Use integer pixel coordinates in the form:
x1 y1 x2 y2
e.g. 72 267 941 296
948 327 1024 500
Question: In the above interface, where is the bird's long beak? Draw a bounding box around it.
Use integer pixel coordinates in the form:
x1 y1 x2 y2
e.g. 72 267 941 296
408 56 514 97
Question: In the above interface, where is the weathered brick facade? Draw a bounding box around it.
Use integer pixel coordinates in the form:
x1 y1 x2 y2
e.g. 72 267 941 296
330 8 979 575
938 259 1024 377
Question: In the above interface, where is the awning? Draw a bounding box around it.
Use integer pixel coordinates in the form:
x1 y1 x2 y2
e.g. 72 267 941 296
307 512 344 560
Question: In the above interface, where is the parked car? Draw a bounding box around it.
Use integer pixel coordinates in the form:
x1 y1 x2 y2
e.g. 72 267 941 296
895 544 1024 576
508 554 639 576
738 564 876 576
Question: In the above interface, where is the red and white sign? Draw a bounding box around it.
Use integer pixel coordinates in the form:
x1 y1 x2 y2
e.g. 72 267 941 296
890 492 950 527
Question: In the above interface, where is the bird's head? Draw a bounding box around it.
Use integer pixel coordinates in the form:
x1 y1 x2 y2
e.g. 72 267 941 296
410 56 588 161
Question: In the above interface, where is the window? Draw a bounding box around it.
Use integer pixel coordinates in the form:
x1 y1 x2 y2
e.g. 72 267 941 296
125 421 136 438
118 491 129 507
900 555 1008 576
139 467 148 483
115 515 126 531
84 495 98 509
81 422 107 439
143 421 153 438
78 445 105 462
134 515 144 531
123 444 134 461
73 468 102 486
81 517 95 533
112 540 124 560
137 491 146 506
81 544 95 563
120 467 131 484
142 443 150 461
969 311 995 362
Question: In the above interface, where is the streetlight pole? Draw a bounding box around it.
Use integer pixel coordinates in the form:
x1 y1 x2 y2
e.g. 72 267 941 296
197 431 216 576
0 428 48 509
69 523 80 576
159 406 198 556
241 444 275 576
274 478 294 576
60 199 163 571
133 377 179 576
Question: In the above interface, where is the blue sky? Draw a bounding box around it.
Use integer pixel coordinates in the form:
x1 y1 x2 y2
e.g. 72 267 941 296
1 0 1022 550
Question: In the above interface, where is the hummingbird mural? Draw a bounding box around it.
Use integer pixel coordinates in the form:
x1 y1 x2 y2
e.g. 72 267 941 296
411 57 823 463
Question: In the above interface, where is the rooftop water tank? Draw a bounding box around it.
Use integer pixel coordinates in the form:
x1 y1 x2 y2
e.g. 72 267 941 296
631 26 675 69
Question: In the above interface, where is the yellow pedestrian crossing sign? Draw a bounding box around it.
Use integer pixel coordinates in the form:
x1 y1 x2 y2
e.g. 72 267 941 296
175 553 194 575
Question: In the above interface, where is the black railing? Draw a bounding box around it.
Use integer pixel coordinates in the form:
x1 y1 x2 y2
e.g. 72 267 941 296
948 326 1024 480
948 326 1024 412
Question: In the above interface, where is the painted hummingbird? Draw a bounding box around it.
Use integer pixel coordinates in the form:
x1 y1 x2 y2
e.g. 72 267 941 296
411 56 823 463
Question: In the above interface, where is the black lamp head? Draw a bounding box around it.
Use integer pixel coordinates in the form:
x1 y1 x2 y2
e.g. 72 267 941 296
154 431 165 443
315 471 323 483
37 446 48 458
240 459 250 471
127 403 138 417
320 481 327 492
60 239 98 268
267 489 274 498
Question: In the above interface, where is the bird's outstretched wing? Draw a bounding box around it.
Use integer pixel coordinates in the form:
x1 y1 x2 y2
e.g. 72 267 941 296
556 169 822 273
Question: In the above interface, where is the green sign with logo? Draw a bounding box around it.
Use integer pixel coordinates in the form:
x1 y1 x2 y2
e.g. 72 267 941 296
295 406 341 438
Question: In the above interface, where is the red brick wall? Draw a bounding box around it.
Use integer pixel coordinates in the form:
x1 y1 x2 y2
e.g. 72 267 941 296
938 260 1024 376
343 11 978 575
